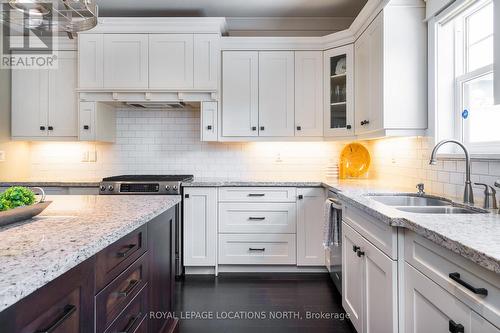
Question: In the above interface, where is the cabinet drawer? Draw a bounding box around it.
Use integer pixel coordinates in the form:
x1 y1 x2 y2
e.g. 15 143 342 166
96 225 148 291
219 202 296 233
218 234 296 265
96 254 149 333
405 230 500 328
343 203 398 259
103 284 148 333
219 187 297 202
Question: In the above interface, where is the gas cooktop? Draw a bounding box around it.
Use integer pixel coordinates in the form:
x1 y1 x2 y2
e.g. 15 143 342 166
99 175 193 195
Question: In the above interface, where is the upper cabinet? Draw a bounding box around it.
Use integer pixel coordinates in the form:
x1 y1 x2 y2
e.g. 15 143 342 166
258 51 295 137
295 51 324 137
78 33 220 91
324 45 354 137
12 51 78 140
354 6 427 137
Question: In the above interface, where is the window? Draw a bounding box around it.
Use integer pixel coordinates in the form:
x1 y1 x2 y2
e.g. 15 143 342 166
435 0 500 154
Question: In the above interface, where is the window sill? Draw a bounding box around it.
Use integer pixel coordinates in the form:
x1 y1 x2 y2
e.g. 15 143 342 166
436 153 500 161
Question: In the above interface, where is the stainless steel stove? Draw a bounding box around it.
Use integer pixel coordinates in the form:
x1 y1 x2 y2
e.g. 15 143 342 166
99 175 193 195
99 174 193 278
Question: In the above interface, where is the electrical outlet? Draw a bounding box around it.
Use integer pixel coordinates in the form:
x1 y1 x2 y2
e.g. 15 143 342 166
0 151 5 162
81 151 89 162
88 150 97 162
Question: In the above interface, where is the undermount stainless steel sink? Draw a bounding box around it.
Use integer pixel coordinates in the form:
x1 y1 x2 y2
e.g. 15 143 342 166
396 206 487 214
369 195 451 207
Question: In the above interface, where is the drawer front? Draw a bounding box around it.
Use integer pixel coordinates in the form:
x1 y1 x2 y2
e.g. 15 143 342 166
405 230 500 328
219 187 297 202
218 234 296 265
103 284 148 333
96 225 148 291
96 254 149 333
343 204 398 259
219 202 296 233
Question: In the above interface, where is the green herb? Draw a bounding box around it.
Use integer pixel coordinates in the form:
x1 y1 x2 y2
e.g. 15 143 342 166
0 186 36 211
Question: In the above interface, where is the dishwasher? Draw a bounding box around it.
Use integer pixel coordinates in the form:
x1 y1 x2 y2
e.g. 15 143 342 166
325 190 343 294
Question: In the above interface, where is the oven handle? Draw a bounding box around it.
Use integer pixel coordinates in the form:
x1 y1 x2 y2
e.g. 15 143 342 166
328 198 343 210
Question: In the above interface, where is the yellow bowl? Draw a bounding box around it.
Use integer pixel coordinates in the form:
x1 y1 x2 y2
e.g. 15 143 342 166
339 143 371 178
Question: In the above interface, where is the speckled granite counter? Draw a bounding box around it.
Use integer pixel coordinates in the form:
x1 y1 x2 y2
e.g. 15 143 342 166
323 180 500 274
0 195 180 312
183 178 323 187
0 181 99 188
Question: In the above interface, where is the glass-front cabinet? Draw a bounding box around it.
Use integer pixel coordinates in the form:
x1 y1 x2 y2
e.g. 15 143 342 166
324 45 354 137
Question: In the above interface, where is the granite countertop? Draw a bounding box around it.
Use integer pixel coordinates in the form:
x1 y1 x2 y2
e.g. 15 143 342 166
183 178 324 187
323 180 500 274
0 181 100 187
0 195 181 312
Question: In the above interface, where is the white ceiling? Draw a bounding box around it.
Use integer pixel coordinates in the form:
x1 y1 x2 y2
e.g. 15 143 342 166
97 0 367 18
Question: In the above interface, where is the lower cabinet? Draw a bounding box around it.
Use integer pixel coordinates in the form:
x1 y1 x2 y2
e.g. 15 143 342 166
342 222 397 333
405 263 498 333
0 205 178 333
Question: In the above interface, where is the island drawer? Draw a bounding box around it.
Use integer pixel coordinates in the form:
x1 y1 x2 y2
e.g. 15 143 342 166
219 202 296 233
218 234 296 265
103 283 148 333
96 253 149 333
96 225 148 291
219 187 297 202
405 230 500 328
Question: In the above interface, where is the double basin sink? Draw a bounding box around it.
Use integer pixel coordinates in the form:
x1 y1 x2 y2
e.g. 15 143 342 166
367 194 489 214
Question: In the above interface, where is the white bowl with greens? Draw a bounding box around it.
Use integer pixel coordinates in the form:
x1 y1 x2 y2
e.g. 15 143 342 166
0 187 51 227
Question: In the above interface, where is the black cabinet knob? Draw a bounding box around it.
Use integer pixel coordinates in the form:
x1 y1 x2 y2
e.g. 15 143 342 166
298 195 303 200
346 125 352 130
352 245 360 252
449 320 465 333
184 194 190 199
207 125 212 130
40 126 46 131
48 126 54 131
252 126 257 131
260 126 265 131
360 120 370 126
83 125 89 130
296 126 301 131
356 250 365 257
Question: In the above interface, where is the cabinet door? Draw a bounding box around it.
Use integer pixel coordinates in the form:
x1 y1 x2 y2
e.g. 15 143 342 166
48 51 78 138
342 222 364 333
11 68 48 138
258 51 295 136
194 34 219 90
149 34 194 89
221 51 259 137
78 34 103 88
201 101 218 141
405 263 470 333
296 187 326 266
295 51 323 136
79 102 96 141
471 311 499 333
355 13 383 135
324 45 354 137
183 187 217 266
103 34 148 88
360 233 397 333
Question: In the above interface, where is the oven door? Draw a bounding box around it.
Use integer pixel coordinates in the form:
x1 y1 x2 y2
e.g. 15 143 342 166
326 196 343 294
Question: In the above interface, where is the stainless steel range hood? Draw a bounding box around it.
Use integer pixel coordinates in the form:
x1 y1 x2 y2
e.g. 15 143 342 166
125 101 187 109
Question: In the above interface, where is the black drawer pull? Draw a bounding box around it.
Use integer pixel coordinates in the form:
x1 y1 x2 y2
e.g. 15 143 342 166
117 244 136 258
252 126 257 131
360 120 370 126
249 248 265 252
346 125 352 129
356 250 365 257
35 304 76 333
352 245 360 252
449 272 488 296
207 125 212 130
83 125 89 130
48 126 54 131
248 193 265 197
296 126 301 131
298 194 303 200
248 217 266 221
118 312 143 333
40 126 46 131
116 279 140 298
449 319 465 333
260 126 265 131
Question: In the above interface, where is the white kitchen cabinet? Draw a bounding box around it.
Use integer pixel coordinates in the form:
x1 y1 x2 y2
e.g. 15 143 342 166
78 34 103 88
494 1 500 105
258 51 295 137
294 51 323 137
194 34 220 90
354 4 427 137
79 102 116 142
201 101 218 141
103 34 149 88
221 51 259 137
183 187 218 267
324 45 354 137
149 34 194 89
342 222 397 333
12 51 77 140
296 187 326 266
